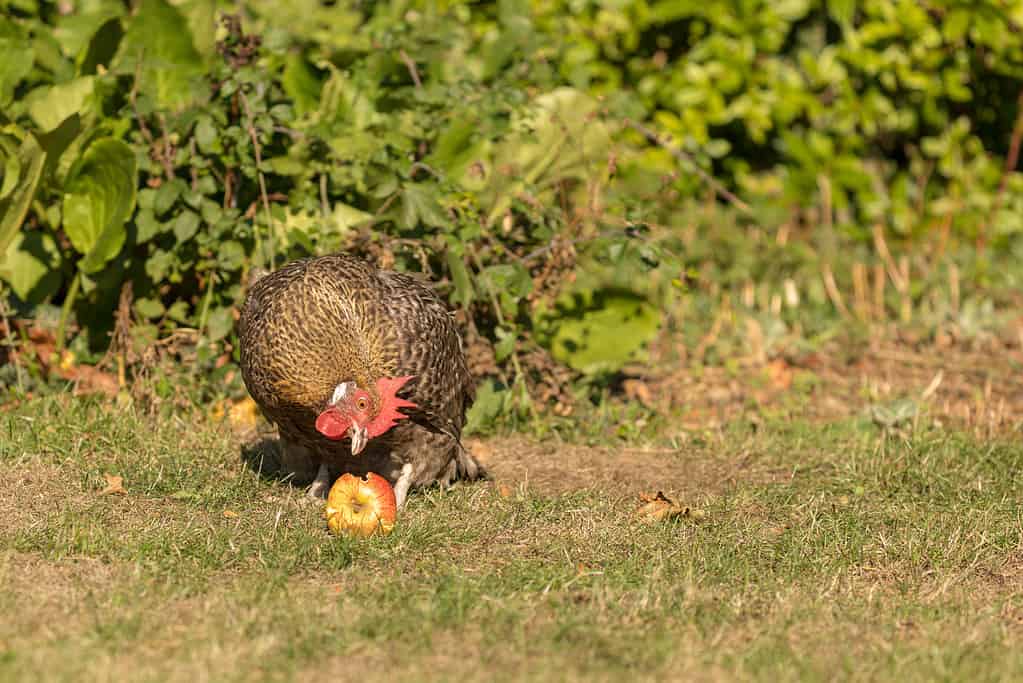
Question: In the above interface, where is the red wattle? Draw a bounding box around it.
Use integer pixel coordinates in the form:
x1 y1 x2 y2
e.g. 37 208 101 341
316 408 349 440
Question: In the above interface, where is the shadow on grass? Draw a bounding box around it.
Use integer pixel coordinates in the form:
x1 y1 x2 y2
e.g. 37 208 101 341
239 436 296 486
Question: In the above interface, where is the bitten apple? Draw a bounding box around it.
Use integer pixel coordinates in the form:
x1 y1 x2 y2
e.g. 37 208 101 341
325 472 397 537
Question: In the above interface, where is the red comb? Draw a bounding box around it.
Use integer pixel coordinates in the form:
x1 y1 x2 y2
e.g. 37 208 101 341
365 375 417 438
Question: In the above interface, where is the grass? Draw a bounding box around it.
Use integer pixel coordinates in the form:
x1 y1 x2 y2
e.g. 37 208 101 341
2 394 1023 682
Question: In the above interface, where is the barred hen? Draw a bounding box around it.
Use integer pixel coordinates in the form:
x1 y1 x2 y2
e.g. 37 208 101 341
237 253 484 507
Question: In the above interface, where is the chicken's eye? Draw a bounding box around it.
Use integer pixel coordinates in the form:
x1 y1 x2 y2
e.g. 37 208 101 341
355 397 369 411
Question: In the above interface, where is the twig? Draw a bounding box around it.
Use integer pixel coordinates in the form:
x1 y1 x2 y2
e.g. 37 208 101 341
872 262 886 320
55 271 80 352
399 50 422 89
239 91 275 269
129 56 154 144
948 262 960 314
821 263 850 318
188 138 199 191
409 161 440 180
96 282 133 386
157 113 175 177
852 262 869 321
519 227 620 265
871 223 907 293
625 119 754 216
920 370 944 401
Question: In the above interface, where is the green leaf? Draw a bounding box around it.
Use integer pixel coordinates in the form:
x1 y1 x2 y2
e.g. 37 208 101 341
0 137 19 201
135 208 164 243
546 291 661 375
446 248 474 306
827 0 856 27
464 379 509 435
26 77 96 133
62 138 138 274
481 263 532 298
328 202 372 231
205 306 234 341
134 297 165 319
282 54 323 117
172 209 200 242
0 231 62 304
0 19 33 108
401 184 448 229
194 115 219 153
146 249 174 282
154 178 185 214
217 240 245 271
113 0 205 112
36 113 83 181
79 16 125 75
0 127 46 264
494 326 516 363
428 116 477 174
178 0 218 58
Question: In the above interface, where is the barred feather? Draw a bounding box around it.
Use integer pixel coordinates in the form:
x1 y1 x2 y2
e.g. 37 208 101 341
237 253 484 489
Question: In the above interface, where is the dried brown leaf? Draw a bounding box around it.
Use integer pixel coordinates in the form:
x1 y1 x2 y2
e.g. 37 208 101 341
634 490 702 523
623 379 654 407
765 358 793 391
99 473 126 496
465 439 495 463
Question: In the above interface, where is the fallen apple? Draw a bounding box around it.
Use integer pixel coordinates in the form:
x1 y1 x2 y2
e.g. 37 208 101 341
325 472 397 537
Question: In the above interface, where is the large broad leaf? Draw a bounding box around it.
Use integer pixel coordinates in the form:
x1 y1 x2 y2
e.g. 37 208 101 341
62 138 137 274
78 16 125 75
53 5 123 64
282 53 323 117
37 113 83 180
113 0 205 111
544 290 661 375
0 126 46 264
0 231 62 304
0 18 33 107
25 77 96 132
483 88 614 225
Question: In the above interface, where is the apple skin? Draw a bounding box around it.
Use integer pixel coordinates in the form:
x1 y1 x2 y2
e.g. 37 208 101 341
325 472 397 537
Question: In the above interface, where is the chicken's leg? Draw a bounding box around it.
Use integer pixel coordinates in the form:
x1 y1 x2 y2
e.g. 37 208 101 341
393 463 414 510
307 463 332 499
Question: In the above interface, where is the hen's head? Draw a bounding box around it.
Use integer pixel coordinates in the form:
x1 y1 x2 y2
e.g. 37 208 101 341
315 375 417 454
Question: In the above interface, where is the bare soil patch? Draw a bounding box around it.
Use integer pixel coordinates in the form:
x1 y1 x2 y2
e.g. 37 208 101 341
646 341 1023 435
464 436 769 499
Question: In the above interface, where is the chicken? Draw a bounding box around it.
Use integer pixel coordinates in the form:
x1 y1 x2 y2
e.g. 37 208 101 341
237 253 484 508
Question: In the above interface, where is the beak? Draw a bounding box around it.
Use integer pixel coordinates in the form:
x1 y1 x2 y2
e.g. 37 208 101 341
348 424 368 455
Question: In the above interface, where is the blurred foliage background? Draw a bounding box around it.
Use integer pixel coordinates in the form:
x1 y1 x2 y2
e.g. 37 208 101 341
1 0 1022 429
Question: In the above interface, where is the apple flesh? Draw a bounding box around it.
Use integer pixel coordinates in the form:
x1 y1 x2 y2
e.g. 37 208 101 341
325 472 397 537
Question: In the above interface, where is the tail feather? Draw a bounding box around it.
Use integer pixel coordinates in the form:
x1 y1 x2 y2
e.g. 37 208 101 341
455 440 487 481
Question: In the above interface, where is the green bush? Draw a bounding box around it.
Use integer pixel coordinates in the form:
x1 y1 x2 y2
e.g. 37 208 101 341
1 0 1022 419
537 0 1023 244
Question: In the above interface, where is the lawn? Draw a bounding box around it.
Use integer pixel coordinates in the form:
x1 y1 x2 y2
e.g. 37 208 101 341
3 377 1022 682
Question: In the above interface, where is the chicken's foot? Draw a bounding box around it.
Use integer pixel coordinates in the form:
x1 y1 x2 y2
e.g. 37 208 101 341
393 463 414 510
307 463 332 499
